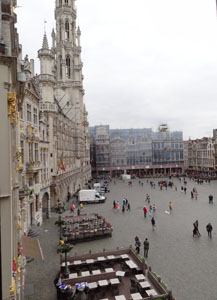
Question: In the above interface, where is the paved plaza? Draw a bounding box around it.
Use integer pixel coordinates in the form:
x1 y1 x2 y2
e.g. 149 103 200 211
25 177 217 300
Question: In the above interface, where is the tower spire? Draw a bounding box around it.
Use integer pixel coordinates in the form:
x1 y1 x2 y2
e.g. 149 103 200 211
44 19 47 34
42 33 49 50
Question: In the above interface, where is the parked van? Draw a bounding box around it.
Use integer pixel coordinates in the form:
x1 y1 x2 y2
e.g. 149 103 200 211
78 190 106 203
121 174 131 180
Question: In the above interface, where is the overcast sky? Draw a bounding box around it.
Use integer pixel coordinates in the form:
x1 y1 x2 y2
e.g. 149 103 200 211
16 0 217 139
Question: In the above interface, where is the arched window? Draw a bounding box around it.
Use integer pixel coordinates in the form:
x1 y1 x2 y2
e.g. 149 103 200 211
65 21 69 40
59 55 62 79
65 0 68 5
66 56 71 78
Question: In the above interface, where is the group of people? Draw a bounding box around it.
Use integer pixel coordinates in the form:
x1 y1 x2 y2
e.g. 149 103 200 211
193 220 213 238
135 236 150 257
143 204 156 217
113 198 131 212
190 187 198 200
70 202 84 216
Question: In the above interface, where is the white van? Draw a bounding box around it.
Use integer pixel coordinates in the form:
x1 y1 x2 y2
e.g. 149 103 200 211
121 174 131 180
78 190 106 203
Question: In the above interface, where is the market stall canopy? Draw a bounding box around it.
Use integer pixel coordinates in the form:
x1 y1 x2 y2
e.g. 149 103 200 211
21 235 44 260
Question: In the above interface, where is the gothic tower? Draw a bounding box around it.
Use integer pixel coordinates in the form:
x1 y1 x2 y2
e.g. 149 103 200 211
54 0 85 170
55 0 84 119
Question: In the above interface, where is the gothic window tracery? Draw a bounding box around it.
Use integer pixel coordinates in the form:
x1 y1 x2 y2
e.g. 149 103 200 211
65 21 70 40
66 56 71 78
59 55 62 79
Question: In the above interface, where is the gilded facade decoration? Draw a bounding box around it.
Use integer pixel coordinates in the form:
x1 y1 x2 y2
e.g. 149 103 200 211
8 92 17 124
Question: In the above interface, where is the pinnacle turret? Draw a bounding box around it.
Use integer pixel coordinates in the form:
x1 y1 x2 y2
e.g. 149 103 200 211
77 26 81 36
42 33 49 50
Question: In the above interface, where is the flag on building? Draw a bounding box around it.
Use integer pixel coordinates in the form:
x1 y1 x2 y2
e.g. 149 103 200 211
59 153 66 172
81 120 89 127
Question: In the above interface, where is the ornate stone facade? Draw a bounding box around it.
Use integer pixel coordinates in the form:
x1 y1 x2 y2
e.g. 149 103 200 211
18 0 91 232
37 0 91 209
0 1 25 299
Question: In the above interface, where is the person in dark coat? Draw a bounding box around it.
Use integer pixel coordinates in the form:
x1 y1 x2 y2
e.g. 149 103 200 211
143 238 149 257
206 223 213 238
208 194 213 204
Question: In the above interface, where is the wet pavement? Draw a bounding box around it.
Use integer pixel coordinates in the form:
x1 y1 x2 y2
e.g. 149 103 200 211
25 177 217 300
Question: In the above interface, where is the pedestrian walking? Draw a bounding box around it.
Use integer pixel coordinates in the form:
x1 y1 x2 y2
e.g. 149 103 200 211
193 220 200 237
113 200 116 209
143 238 149 257
206 223 213 238
135 236 141 254
153 204 156 213
143 206 147 218
151 217 156 231
117 201 120 210
70 203 74 212
169 202 173 211
145 194 150 203
67 192 71 202
127 203 131 211
122 204 125 213
149 205 152 213
77 208 80 216
208 194 213 204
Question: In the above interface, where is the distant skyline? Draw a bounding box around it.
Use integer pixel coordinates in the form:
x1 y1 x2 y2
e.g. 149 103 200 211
17 0 217 140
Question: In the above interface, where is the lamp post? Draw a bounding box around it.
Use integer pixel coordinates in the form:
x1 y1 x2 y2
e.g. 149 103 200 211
55 201 65 240
57 243 74 278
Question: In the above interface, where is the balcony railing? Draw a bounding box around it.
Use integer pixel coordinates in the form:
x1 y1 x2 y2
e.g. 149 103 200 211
26 162 41 173
39 102 57 112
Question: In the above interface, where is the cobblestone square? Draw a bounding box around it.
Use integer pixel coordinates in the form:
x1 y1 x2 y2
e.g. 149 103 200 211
25 177 217 300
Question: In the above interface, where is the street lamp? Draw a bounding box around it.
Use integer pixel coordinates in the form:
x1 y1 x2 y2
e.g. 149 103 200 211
55 201 65 240
57 243 74 278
